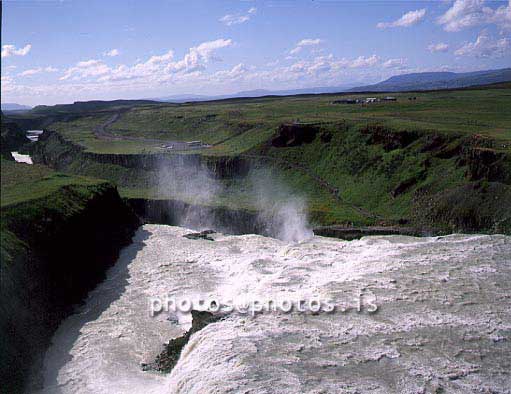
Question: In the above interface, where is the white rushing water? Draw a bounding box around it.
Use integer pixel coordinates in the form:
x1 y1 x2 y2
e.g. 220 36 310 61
10 130 42 164
35 225 511 394
11 151 33 164
26 129 44 142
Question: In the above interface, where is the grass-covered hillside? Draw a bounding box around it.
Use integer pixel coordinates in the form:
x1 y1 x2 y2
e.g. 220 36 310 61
0 159 140 393
1 113 30 160
38 83 511 155
9 83 511 233
1 159 104 207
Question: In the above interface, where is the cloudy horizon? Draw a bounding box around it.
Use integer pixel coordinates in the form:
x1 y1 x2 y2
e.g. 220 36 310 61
2 0 510 106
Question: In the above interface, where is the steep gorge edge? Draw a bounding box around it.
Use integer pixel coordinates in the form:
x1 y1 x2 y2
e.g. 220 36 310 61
32 127 511 235
0 182 140 393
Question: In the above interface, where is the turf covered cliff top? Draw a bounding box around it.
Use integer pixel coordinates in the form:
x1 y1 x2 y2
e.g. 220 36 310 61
5 83 511 233
0 158 140 394
8 83 511 155
1 159 106 207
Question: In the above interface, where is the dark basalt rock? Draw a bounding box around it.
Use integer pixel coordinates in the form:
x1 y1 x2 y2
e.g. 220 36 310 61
320 131 332 143
434 141 462 159
362 125 420 151
33 130 251 179
419 134 447 153
0 118 30 160
391 171 426 197
272 123 319 147
142 310 222 374
127 198 263 235
183 230 216 241
391 178 418 197
0 183 140 393
461 147 509 183
411 181 511 234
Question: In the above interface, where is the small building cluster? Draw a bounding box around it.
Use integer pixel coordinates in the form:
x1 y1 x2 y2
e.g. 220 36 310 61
332 96 397 105
332 98 361 104
161 140 209 151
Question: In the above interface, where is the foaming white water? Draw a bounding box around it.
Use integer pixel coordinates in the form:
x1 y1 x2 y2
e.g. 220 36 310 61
35 226 511 394
26 129 43 142
11 151 32 164
11 129 43 164
258 199 313 242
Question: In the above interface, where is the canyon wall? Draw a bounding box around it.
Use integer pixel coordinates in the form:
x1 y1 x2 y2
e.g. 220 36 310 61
0 183 140 393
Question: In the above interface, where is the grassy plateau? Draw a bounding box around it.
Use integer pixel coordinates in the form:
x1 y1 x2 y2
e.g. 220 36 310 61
4 82 511 232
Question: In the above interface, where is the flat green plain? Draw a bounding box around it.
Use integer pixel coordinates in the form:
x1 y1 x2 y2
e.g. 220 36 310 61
49 84 511 155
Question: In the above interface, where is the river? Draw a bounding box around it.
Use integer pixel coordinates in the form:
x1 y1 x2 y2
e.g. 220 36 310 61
11 130 43 165
33 225 511 393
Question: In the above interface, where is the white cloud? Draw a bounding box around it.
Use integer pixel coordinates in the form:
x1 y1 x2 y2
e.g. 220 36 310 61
244 53 407 89
382 58 408 69
147 51 174 65
454 31 510 57
220 14 249 26
428 42 450 53
60 59 111 81
166 38 233 74
19 66 58 76
377 9 426 28
54 51 390 98
491 0 511 30
289 38 324 55
437 0 511 32
20 69 40 76
278 54 384 81
349 55 381 68
220 7 257 26
192 39 232 61
1 44 32 58
60 39 234 83
1 75 14 87
104 48 120 57
3 49 419 106
297 38 323 46
213 63 249 81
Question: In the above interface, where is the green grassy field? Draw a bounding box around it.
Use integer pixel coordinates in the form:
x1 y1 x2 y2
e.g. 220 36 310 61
0 159 105 207
49 114 175 154
41 84 511 155
258 122 470 222
5 83 510 232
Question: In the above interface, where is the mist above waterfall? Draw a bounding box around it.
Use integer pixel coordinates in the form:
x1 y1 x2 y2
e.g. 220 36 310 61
248 169 313 242
157 158 222 229
155 158 313 242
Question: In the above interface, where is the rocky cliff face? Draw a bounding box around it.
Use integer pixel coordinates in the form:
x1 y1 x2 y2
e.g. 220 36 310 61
0 118 30 160
32 130 250 178
32 127 511 235
271 123 319 147
127 198 262 235
0 183 140 393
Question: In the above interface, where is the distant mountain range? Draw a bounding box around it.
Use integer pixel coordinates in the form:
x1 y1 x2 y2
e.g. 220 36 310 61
156 68 510 103
348 68 511 92
3 68 510 109
155 83 363 103
1 103 32 111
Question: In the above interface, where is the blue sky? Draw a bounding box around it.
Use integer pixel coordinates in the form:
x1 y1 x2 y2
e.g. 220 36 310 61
2 0 510 105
